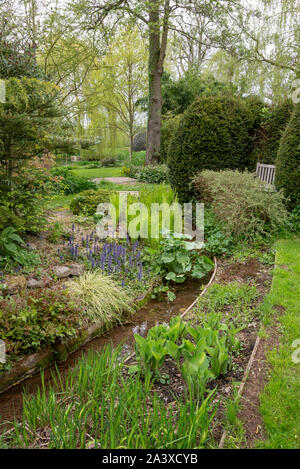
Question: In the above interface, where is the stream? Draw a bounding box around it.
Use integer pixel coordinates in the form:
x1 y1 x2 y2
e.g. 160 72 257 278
0 279 203 424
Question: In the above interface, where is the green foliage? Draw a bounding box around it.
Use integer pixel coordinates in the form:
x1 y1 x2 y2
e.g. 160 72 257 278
70 188 113 216
110 184 177 247
275 103 300 210
50 167 97 194
0 227 40 268
289 206 300 233
196 281 258 328
122 164 169 183
3 346 217 449
252 101 293 165
161 70 237 116
168 94 254 201
133 312 238 399
146 231 214 283
193 170 289 241
0 289 82 359
160 115 181 162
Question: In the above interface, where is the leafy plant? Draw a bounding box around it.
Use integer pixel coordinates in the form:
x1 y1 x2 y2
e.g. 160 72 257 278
147 231 213 283
0 227 40 267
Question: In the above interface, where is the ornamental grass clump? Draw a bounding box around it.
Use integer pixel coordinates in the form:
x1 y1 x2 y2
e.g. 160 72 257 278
67 271 134 323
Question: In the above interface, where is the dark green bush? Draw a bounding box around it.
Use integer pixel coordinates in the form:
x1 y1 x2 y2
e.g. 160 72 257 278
275 103 300 210
70 189 114 216
168 95 254 202
251 101 293 165
133 131 146 152
160 115 181 162
101 157 117 167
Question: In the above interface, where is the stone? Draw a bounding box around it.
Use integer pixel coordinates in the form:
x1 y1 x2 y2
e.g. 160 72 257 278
5 276 27 294
69 264 85 276
53 264 84 279
53 265 71 278
27 278 49 289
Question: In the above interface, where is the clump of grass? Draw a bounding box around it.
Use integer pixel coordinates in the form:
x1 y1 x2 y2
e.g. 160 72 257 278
6 346 217 449
67 271 134 323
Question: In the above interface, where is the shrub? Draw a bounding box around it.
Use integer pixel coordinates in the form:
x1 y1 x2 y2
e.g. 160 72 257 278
168 95 254 201
50 167 97 194
70 189 113 216
160 115 181 162
252 101 293 165
101 157 117 167
122 164 169 184
193 170 288 240
275 103 300 210
133 131 146 152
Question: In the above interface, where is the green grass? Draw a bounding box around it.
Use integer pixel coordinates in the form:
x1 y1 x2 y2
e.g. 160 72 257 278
71 167 123 178
258 238 300 449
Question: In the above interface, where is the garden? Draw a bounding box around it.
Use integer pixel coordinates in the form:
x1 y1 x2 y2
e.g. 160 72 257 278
0 0 299 453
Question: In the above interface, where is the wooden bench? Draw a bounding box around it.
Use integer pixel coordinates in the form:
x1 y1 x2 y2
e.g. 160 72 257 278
256 162 276 185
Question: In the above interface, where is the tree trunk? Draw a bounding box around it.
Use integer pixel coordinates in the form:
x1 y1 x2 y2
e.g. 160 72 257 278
146 0 169 165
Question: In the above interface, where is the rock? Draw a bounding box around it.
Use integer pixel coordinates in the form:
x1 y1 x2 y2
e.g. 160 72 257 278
69 264 85 277
27 278 49 289
53 264 84 279
53 266 71 278
5 276 27 294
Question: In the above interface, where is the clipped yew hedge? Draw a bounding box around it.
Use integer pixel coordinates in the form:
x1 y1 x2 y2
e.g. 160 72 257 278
167 95 253 201
275 103 300 210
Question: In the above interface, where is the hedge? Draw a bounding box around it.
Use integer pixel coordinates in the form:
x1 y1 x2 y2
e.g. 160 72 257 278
167 94 254 202
275 103 300 210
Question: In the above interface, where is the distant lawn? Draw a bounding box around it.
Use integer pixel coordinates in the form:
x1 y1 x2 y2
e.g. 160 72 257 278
71 167 123 178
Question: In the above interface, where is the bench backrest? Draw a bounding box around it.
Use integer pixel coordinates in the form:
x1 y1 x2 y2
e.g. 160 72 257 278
256 162 276 185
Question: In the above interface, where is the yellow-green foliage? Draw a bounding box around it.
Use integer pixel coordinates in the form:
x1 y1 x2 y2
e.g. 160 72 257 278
67 271 134 323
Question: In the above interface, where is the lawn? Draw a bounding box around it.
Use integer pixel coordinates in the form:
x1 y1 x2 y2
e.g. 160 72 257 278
258 238 300 449
71 167 123 178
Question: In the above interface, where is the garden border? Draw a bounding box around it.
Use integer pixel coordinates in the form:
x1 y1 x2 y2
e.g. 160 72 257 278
0 285 153 395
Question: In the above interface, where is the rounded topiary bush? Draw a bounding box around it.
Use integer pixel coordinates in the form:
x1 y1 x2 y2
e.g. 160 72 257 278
167 94 253 201
160 115 182 162
133 131 147 152
275 103 300 210
70 189 114 216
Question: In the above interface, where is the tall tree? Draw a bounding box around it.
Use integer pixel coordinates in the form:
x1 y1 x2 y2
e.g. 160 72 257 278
71 0 244 164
